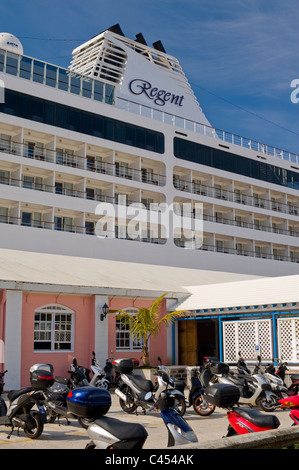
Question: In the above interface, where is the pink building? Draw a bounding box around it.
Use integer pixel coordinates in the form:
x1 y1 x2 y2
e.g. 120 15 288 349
0 289 169 388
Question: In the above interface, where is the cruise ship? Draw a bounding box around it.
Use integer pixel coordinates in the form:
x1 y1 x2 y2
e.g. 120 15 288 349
1 24 299 274
1 24 299 388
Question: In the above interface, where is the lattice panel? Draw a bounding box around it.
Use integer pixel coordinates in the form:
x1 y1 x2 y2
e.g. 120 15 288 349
223 319 272 362
223 322 237 362
277 317 299 362
238 322 256 359
257 321 272 359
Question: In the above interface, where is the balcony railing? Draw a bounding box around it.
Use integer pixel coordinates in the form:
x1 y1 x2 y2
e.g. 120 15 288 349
175 239 299 263
173 178 299 218
0 137 166 187
117 97 299 165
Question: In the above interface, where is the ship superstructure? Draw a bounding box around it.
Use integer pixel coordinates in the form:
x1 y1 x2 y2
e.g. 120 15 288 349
0 25 298 279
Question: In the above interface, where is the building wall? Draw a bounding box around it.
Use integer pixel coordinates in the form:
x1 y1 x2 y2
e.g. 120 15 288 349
1 289 169 388
21 292 95 387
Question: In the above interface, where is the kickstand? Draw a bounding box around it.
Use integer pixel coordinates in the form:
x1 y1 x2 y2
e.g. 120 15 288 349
7 426 14 439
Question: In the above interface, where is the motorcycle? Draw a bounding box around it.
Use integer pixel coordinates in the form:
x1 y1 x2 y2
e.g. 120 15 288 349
85 372 198 449
215 356 279 412
0 367 54 439
32 363 93 429
172 358 216 416
185 367 216 416
260 359 290 399
114 358 186 416
204 383 281 436
237 353 289 401
105 356 139 388
274 359 299 396
68 357 90 387
89 352 110 390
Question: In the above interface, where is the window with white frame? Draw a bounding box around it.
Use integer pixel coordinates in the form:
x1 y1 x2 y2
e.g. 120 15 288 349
34 304 74 351
116 308 144 350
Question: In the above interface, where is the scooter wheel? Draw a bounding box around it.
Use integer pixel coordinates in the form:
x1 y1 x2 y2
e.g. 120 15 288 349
23 411 44 439
95 380 109 390
119 386 137 414
258 396 278 412
173 396 186 416
193 396 215 416
78 417 94 429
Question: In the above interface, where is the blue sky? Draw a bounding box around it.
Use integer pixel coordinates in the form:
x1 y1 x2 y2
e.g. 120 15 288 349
2 0 299 155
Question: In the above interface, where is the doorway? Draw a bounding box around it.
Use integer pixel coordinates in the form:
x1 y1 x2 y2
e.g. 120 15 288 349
178 319 218 366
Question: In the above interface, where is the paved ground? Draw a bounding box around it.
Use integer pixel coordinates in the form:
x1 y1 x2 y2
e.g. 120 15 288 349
0 391 295 450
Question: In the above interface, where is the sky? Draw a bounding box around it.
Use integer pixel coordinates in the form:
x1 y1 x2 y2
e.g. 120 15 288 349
2 0 299 155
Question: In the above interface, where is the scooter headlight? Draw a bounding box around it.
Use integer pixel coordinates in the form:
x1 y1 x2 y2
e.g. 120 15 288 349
167 424 198 443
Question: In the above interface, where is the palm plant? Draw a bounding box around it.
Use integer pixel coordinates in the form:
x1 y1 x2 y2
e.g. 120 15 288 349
112 293 187 366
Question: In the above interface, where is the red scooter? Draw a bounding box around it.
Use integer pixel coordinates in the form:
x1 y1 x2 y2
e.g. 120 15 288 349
278 394 299 426
273 360 299 396
204 383 281 436
205 383 299 437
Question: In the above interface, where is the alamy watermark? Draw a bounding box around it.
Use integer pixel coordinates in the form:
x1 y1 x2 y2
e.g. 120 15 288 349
94 198 203 248
290 79 299 103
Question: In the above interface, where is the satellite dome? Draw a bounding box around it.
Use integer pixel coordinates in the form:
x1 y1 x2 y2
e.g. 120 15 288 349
0 33 23 55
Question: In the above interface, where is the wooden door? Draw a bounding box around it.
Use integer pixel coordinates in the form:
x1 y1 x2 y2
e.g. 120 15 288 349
178 320 198 365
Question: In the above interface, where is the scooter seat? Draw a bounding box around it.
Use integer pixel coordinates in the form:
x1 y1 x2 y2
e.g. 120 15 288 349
7 386 33 403
93 415 148 441
291 374 299 383
235 407 280 429
131 374 154 392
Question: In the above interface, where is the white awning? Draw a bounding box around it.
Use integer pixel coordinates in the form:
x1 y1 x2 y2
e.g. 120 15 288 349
176 274 299 311
0 248 260 295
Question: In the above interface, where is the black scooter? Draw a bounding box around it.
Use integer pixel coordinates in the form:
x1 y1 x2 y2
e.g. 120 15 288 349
0 368 53 439
186 367 216 416
35 363 92 429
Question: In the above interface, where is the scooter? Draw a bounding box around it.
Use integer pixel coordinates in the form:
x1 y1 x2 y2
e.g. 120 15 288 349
185 367 216 416
260 360 290 399
85 372 198 449
204 383 281 437
33 363 93 429
216 356 279 412
89 352 110 390
274 359 299 396
0 367 54 439
104 357 139 388
114 358 186 416
68 358 90 387
237 354 289 401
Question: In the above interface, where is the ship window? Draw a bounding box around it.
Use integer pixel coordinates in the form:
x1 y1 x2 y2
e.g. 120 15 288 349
6 52 18 76
33 60 45 84
105 84 114 104
46 64 57 87
94 82 104 101
174 137 299 191
20 56 32 80
0 49 4 72
58 68 69 91
1 89 165 154
34 305 74 351
82 80 92 98
70 74 81 95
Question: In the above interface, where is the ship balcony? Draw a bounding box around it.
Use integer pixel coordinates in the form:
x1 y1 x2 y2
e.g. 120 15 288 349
0 136 166 188
173 173 299 218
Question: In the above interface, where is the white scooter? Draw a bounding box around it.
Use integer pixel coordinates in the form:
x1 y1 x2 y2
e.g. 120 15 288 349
215 356 279 412
89 352 110 390
114 359 186 415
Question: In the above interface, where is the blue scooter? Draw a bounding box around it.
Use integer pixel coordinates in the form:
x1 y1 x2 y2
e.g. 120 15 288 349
69 371 198 449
